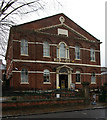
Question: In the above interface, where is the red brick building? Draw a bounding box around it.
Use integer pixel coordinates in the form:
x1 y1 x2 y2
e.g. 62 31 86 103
0 59 6 85
101 67 107 86
6 13 101 90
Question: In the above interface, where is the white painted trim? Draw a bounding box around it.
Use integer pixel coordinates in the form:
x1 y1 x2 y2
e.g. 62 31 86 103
49 44 57 46
35 42 43 45
20 82 29 84
96 74 101 76
12 70 101 76
13 59 36 63
12 40 100 52
36 23 88 40
75 59 81 61
43 56 51 58
43 82 51 84
28 42 36 44
28 71 42 73
13 40 20 42
12 70 56 74
35 60 101 68
91 82 96 84
13 59 101 68
12 71 21 73
63 23 88 40
75 82 81 84
21 54 29 56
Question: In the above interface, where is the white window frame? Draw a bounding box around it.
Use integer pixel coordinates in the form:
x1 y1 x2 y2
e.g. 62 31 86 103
57 42 69 59
21 68 29 84
76 71 81 84
43 41 50 57
43 69 50 84
90 48 95 61
75 46 80 60
91 72 96 84
21 39 28 56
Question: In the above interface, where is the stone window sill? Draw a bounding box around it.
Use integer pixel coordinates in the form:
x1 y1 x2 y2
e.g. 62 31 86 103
91 82 96 84
21 54 29 56
20 82 29 84
43 82 51 84
75 82 81 84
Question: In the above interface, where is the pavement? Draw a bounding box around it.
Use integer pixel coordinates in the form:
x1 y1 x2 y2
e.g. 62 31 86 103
2 102 107 118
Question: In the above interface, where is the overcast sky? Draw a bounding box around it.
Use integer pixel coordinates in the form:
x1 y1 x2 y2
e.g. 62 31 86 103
1 0 106 67
20 0 105 66
48 0 105 67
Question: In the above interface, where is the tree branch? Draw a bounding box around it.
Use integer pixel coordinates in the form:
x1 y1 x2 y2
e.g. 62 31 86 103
0 0 42 22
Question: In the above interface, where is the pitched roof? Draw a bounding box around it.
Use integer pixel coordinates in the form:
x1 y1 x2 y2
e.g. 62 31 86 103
13 13 100 41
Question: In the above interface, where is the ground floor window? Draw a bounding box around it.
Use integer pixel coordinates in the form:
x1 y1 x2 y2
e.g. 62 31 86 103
76 71 81 83
21 68 28 83
43 69 50 82
91 72 96 84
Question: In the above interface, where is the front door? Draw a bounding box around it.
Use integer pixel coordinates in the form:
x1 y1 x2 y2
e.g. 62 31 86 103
61 80 65 89
59 75 68 89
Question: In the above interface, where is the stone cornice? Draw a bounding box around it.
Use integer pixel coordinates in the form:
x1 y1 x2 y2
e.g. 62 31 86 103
35 31 97 43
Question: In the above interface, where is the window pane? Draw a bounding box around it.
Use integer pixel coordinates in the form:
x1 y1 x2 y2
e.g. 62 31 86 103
67 49 69 58
91 72 96 83
90 48 95 61
43 69 50 82
60 43 66 58
75 46 80 59
21 39 28 55
43 42 50 56
21 68 28 83
76 71 80 82
57 48 59 58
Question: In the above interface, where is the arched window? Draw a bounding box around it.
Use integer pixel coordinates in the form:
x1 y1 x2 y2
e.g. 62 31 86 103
43 69 50 82
57 42 69 59
21 39 28 55
60 43 66 58
75 46 80 59
91 72 96 83
21 68 28 83
43 41 50 57
76 71 81 83
90 48 95 61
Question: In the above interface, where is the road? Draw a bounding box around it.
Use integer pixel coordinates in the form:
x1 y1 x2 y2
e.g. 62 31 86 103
3 108 107 119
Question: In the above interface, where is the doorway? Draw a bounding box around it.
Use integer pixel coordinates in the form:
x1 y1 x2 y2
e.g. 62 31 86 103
59 74 68 89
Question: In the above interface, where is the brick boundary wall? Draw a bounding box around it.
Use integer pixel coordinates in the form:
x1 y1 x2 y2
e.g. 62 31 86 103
2 98 84 109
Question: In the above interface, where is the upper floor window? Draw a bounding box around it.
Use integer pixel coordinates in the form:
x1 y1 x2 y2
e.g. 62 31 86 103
43 41 50 57
76 71 81 83
21 68 28 83
90 48 95 61
91 72 96 84
60 43 66 58
43 69 50 82
57 42 69 59
21 39 28 55
75 46 80 59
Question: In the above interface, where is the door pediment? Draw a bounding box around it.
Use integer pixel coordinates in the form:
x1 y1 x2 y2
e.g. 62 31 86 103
56 65 73 72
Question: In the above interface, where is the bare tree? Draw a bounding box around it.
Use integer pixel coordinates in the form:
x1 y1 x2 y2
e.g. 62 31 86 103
0 0 61 59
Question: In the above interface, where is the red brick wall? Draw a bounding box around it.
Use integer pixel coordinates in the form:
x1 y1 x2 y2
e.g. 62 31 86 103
2 99 84 109
6 14 101 90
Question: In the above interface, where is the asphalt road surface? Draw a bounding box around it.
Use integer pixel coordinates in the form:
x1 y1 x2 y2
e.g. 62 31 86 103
5 108 107 119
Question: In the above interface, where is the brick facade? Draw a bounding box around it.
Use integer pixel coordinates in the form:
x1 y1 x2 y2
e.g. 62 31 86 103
101 67 107 86
6 13 101 90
